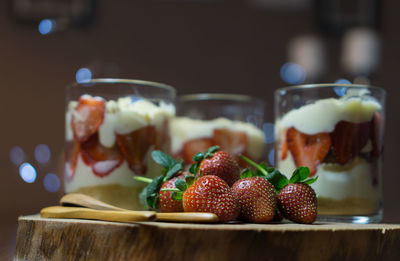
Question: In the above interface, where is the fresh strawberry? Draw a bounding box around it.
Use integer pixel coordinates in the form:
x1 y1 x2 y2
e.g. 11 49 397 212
65 140 81 182
181 138 214 164
182 175 239 222
191 146 240 186
81 134 123 177
331 120 371 165
277 183 317 224
232 177 276 223
240 156 318 224
71 96 105 143
371 112 384 157
158 172 191 212
135 150 186 210
286 127 331 176
213 129 248 157
116 126 156 174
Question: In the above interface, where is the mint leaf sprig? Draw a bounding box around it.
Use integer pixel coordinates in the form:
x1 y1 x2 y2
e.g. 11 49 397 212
239 155 317 192
135 150 184 209
160 174 196 201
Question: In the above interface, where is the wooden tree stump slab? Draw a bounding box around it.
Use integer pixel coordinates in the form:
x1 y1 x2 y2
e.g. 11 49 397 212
15 215 400 261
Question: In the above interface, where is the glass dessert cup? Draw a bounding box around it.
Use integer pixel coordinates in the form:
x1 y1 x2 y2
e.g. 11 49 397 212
64 79 176 210
274 84 385 223
171 93 267 167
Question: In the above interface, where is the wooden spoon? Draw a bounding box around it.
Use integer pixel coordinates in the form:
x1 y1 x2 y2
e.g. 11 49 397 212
60 193 219 223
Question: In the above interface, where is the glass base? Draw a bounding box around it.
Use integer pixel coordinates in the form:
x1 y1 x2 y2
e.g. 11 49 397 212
317 210 383 224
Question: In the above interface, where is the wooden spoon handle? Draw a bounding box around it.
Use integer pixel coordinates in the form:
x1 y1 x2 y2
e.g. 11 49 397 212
156 212 219 223
60 193 125 211
41 206 156 223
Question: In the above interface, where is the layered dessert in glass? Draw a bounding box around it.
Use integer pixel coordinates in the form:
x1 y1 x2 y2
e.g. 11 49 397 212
275 84 385 223
64 79 175 210
171 94 266 166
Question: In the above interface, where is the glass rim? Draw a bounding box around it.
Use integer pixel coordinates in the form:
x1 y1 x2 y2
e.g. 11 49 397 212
179 93 265 105
68 78 176 96
275 83 386 95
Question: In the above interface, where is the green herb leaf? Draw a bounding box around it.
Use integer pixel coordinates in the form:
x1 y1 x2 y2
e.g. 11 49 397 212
304 176 318 185
152 150 176 169
240 168 255 179
164 162 183 181
171 191 183 201
175 179 187 191
185 175 195 187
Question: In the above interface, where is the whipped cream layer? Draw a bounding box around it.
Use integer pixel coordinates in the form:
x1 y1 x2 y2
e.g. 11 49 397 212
66 95 175 148
170 117 265 160
277 96 381 135
278 153 377 200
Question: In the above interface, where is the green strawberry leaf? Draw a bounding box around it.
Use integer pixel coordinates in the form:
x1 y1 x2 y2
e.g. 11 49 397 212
304 176 318 185
204 145 220 158
185 174 195 188
152 150 176 169
289 170 300 183
192 152 204 162
265 169 289 191
240 168 255 179
164 162 183 181
296 166 310 182
175 179 187 191
139 185 148 207
171 191 183 201
144 175 164 209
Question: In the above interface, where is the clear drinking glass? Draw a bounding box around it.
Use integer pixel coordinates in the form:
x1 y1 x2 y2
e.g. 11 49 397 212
171 93 268 167
274 84 386 223
64 79 176 210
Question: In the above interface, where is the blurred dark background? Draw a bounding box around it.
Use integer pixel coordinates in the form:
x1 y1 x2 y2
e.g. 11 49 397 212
1 0 399 259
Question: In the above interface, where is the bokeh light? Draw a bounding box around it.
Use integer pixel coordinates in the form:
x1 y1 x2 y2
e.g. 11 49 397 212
280 62 306 85
76 68 92 83
10 146 25 165
44 173 61 192
38 19 56 35
19 163 37 183
34 144 51 164
268 148 275 166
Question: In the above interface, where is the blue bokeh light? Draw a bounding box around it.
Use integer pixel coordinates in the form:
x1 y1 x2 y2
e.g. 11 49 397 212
19 163 37 183
280 63 306 85
268 148 275 166
34 144 51 164
333 79 351 97
44 173 61 192
76 68 92 83
335 78 351 84
38 19 56 35
10 146 25 165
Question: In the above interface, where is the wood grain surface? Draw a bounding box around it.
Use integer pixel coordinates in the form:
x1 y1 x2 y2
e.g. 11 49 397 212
15 215 400 261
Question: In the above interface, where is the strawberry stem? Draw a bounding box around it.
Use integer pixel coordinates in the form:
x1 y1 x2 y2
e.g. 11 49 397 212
134 176 153 184
240 155 268 176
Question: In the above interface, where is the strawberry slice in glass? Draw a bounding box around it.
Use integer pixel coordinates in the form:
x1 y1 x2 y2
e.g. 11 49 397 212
332 120 371 165
81 134 123 177
213 128 248 157
116 126 156 175
182 138 214 164
286 127 331 176
65 140 81 183
71 96 105 143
